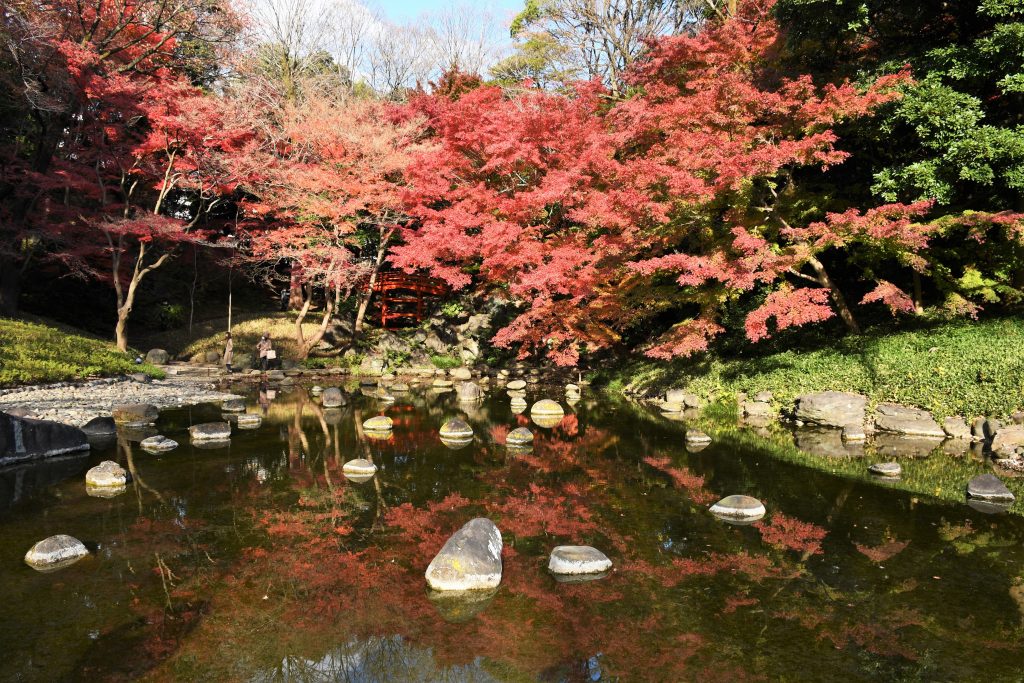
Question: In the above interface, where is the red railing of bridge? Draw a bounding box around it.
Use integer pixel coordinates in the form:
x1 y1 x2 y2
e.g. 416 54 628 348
372 272 450 328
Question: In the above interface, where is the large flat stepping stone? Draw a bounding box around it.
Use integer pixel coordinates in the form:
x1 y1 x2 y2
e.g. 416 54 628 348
868 462 902 478
190 422 231 441
24 534 89 572
966 474 1015 503
710 495 766 522
548 546 612 576
85 460 127 488
874 403 944 438
440 419 474 439
426 518 503 591
140 435 178 452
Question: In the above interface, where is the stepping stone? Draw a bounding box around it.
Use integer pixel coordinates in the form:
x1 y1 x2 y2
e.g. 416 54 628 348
85 460 127 488
363 415 393 432
531 399 564 417
709 495 766 522
440 419 474 439
236 414 262 429
221 398 246 412
343 458 377 483
507 379 527 390
506 427 534 445
24 535 89 572
548 545 612 575
321 388 345 408
868 462 902 477
140 435 178 452
685 430 712 445
966 473 1015 503
426 518 503 591
190 422 231 441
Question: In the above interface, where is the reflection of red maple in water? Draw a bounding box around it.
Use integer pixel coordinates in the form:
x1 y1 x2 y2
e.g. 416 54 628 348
755 513 828 556
643 455 717 504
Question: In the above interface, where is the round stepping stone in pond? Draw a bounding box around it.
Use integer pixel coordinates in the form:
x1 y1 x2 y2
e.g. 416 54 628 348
426 518 503 591
432 379 454 389
548 545 612 576
685 430 712 445
24 534 89 572
236 414 262 430
510 398 528 415
221 398 246 413
343 458 377 483
868 462 902 478
709 495 766 523
966 473 1015 503
140 435 178 452
506 427 534 445
310 385 324 395
507 379 527 391
440 419 474 439
321 388 346 408
531 399 564 418
190 422 231 442
363 415 394 432
86 460 127 488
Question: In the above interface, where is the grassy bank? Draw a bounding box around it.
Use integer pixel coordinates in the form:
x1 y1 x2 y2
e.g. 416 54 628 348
605 318 1024 419
145 313 326 361
0 318 163 385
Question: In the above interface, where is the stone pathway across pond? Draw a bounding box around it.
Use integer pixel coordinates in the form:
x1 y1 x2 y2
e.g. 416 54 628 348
0 377 241 427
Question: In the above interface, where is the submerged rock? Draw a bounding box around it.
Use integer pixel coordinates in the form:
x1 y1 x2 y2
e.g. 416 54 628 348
24 534 89 572
548 545 612 576
425 518 503 591
710 495 766 522
190 422 231 441
966 474 1015 503
440 419 474 439
140 435 178 452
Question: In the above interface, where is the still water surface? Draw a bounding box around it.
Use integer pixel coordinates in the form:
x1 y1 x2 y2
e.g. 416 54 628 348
2 384 1024 682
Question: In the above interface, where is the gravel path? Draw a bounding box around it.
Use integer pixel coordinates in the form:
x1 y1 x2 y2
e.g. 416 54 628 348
0 377 242 426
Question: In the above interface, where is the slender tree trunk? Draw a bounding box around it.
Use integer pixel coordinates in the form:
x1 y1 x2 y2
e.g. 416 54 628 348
288 267 304 310
806 255 861 335
912 271 925 314
352 230 393 343
0 256 22 317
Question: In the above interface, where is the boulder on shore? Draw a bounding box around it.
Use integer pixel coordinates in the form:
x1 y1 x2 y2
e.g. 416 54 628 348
112 404 159 426
794 391 867 429
145 349 169 365
425 518 503 591
873 403 944 438
992 425 1024 457
81 416 116 437
0 412 89 465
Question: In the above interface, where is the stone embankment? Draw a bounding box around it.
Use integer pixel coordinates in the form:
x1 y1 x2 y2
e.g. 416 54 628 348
0 376 240 427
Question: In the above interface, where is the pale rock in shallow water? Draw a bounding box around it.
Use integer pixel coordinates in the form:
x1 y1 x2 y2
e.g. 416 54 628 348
548 545 612 575
425 518 503 591
343 458 377 482
868 462 902 477
685 430 712 445
531 399 564 417
190 422 231 441
440 419 474 439
363 415 394 432
710 495 766 522
506 427 534 445
507 380 527 391
24 534 89 571
140 435 178 452
85 460 127 488
235 414 262 429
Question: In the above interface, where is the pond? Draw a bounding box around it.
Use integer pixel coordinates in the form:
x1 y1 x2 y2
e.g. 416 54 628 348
2 383 1024 681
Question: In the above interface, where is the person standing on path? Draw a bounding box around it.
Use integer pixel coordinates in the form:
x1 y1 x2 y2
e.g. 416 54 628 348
256 333 272 372
223 333 234 373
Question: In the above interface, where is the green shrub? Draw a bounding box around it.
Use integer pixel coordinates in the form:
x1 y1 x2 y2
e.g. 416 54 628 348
430 354 461 369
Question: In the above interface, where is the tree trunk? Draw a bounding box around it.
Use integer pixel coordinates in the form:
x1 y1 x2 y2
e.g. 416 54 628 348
0 255 22 317
294 284 337 360
807 255 861 335
352 231 393 343
288 267 304 310
912 271 925 314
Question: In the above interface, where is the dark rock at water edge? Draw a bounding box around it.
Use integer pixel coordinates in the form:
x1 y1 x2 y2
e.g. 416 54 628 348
0 412 89 465
966 474 1015 503
112 403 159 425
81 416 116 436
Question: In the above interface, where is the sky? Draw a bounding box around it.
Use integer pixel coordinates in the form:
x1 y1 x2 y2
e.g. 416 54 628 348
374 0 522 24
